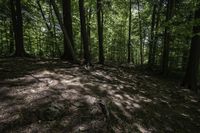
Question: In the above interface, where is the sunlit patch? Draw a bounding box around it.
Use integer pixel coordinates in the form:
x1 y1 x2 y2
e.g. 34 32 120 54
124 94 134 101
116 85 124 90
61 77 81 85
181 113 190 118
61 89 80 100
83 95 97 105
108 89 116 95
134 123 149 133
99 84 112 91
132 103 141 109
74 124 90 132
190 99 198 103
114 94 123 100
113 100 132 118
143 99 152 103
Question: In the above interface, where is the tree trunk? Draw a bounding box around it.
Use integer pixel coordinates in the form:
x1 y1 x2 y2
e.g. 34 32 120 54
87 7 92 55
10 0 26 57
162 0 175 74
50 0 76 62
148 3 157 67
182 6 200 92
79 0 91 65
137 0 143 65
152 0 162 66
62 0 74 60
97 0 104 64
9 19 14 54
127 0 132 63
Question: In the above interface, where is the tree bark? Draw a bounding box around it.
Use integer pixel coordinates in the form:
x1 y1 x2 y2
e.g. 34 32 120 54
162 0 175 74
9 19 14 54
62 0 74 60
148 3 157 67
182 6 200 92
97 0 104 64
10 0 26 57
136 0 143 65
152 0 162 66
79 0 91 65
127 0 132 63
50 0 76 62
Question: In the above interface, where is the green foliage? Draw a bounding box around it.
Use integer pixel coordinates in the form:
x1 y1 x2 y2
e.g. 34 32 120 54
0 0 199 73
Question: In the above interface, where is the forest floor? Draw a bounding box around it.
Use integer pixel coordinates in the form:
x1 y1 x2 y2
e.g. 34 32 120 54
0 58 200 133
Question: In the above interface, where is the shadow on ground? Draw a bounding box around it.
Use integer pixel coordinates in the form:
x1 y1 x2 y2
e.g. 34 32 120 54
0 58 200 133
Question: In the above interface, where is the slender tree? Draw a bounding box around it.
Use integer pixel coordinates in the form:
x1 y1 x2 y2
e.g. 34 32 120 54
9 19 14 54
97 0 104 64
37 0 51 32
50 0 76 62
136 0 143 65
148 2 157 67
182 6 200 92
162 0 175 74
62 0 74 60
79 0 91 65
10 0 26 56
87 7 92 54
152 0 162 66
127 0 132 63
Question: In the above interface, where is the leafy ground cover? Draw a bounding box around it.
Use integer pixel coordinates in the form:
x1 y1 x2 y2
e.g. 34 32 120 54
0 58 200 133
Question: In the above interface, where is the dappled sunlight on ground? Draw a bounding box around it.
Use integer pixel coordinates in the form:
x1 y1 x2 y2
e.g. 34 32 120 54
0 58 200 132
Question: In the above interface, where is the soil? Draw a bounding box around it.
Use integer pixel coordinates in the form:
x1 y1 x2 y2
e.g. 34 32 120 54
0 58 200 133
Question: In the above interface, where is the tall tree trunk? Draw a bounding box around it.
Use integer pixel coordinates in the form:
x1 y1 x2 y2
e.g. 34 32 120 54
97 0 104 64
62 0 74 60
137 0 143 65
79 0 91 65
152 0 162 66
9 19 14 54
148 3 157 67
10 0 26 57
50 0 76 62
182 6 200 92
162 0 175 74
127 0 132 63
87 7 92 55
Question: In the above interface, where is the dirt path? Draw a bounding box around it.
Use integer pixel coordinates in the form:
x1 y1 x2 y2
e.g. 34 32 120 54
0 58 200 133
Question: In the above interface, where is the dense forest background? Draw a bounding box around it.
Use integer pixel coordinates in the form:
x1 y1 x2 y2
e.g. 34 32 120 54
0 0 199 89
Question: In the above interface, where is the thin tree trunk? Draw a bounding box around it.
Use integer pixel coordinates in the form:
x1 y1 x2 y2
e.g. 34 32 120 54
9 19 14 54
79 0 91 65
87 7 92 55
62 0 74 60
162 0 175 74
37 0 51 32
148 3 157 67
97 0 104 64
127 0 132 63
50 0 76 62
137 0 143 65
152 0 162 66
